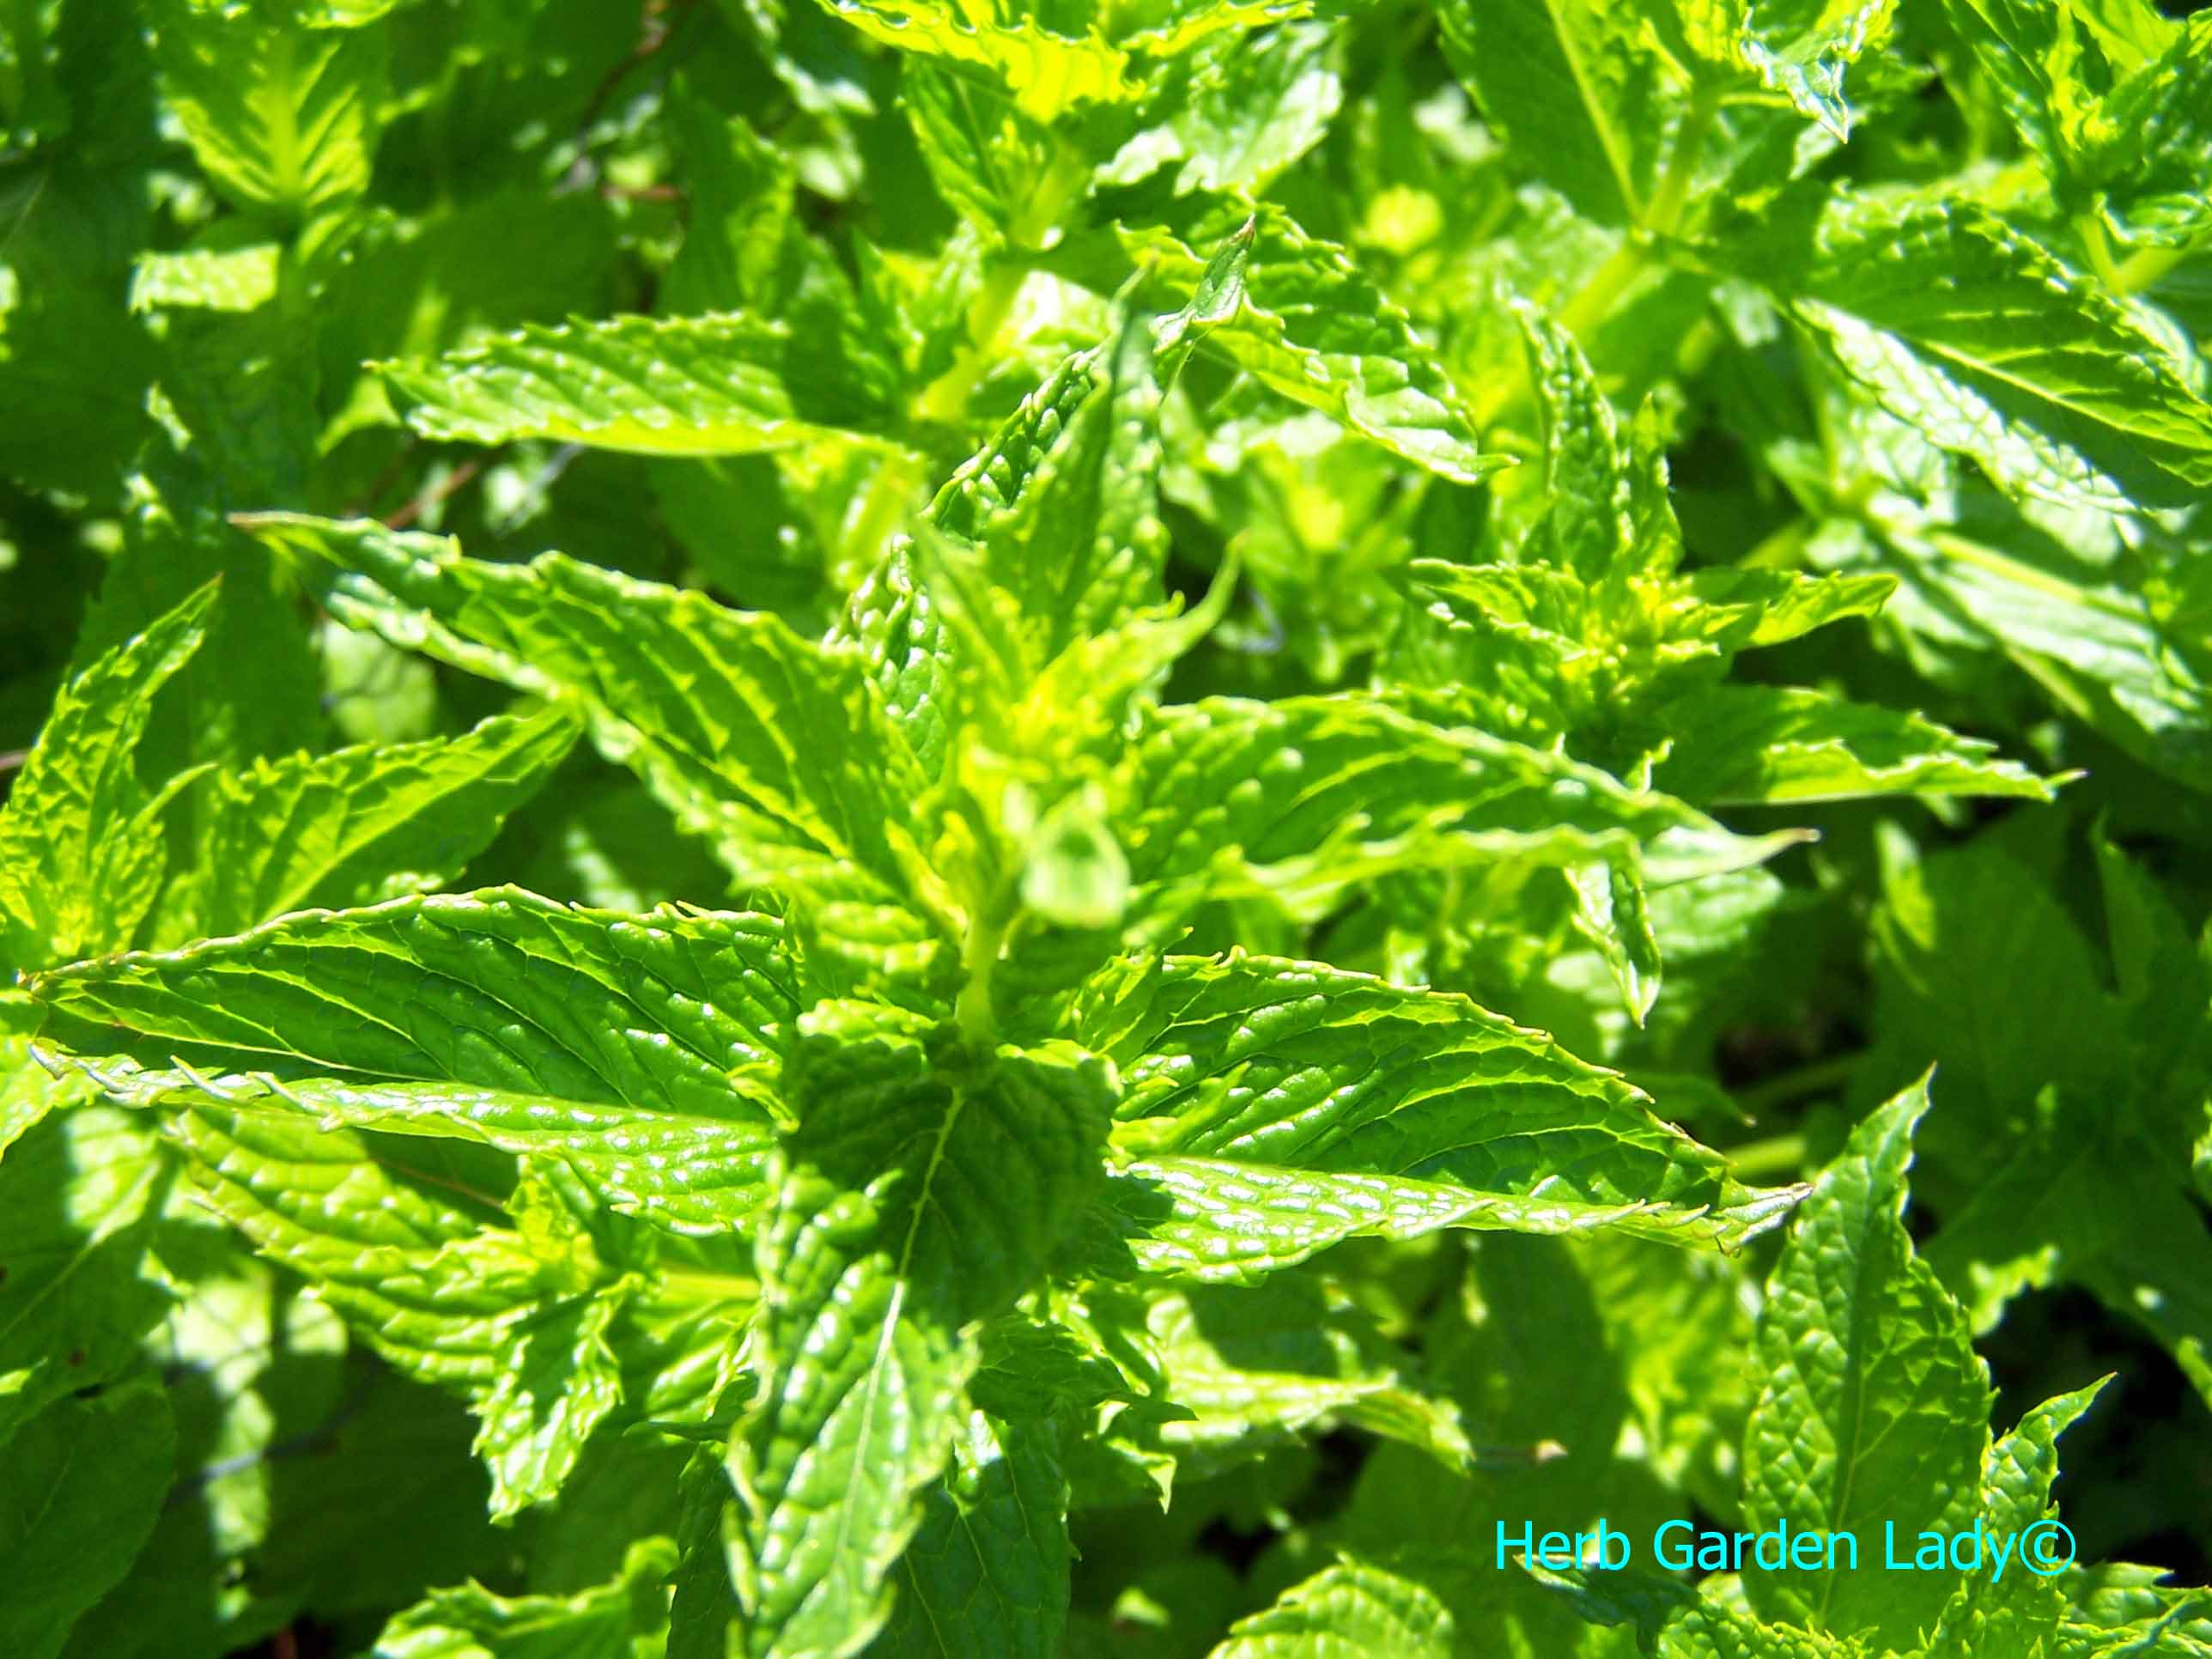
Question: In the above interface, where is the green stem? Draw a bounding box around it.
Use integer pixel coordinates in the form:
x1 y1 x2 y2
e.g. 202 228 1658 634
912 258 1031 425
2076 213 2129 293
1926 528 2138 622
956 900 1012 1046
1729 1132 1808 1181
1736 1052 1858 1115
2116 240 2191 295
1554 237 1649 343
853 257 1034 563
1647 83 1719 240
655 1267 761 1305
1484 84 1718 428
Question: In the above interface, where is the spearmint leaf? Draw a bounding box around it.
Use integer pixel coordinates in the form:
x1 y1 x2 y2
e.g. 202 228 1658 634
900 62 1061 245
1771 196 2212 511
1206 1557 1455 1659
0 583 214 969
155 1106 643 1516
0 1108 173 1446
377 312 906 457
1101 1158 1670 1284
1434 0 1665 228
1936 0 2113 189
157 1103 547 1389
1644 1598 1855 1658
1515 301 1638 586
372 1536 678 1658
150 0 386 221
814 0 1310 121
728 1004 1114 1659
871 1412 1070 1659
2062 1563 2212 1659
1651 683 2057 805
1115 695 1794 948
838 299 1176 773
1148 204 1505 484
130 239 283 313
1739 1079 1992 1648
1682 567 1896 647
927 306 1167 654
1920 1379 2107 1658
472 1278 633 1523
166 704 581 940
0 1034 78 1160
1146 1275 1473 1472
665 86 804 317
1869 508 2212 796
1081 952 1802 1261
30 890 799 1232
1103 21 1343 198
246 516 939 969
2094 17 2212 251
813 0 1138 120
0 1375 177 1659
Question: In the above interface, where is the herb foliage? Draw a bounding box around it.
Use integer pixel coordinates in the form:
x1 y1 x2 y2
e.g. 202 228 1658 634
3 1 2211 1656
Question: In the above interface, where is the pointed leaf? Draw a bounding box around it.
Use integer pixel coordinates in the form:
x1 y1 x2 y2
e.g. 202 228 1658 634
0 1376 177 1659
0 585 213 969
1740 1079 1992 1647
32 890 799 1233
379 312 905 457
169 704 580 941
730 1006 1114 1658
1651 682 2056 805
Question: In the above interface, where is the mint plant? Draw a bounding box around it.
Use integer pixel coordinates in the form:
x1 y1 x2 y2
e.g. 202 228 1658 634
3 2 2210 1656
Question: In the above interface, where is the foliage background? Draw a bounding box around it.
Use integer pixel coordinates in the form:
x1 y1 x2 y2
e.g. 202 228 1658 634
3 0 2211 1655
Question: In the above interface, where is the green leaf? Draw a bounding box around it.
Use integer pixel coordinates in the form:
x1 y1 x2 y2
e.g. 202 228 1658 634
151 0 386 220
1207 1557 1455 1659
1936 0 2115 189
0 1376 178 1659
1772 196 2212 510
1739 1079 1992 1648
871 1413 1070 1659
1516 301 1638 586
0 1109 173 1446
2094 17 2212 250
244 516 940 975
900 63 1062 244
379 312 905 457
1868 509 2212 796
165 704 580 941
1920 1380 2106 1658
1650 682 2056 805
1102 21 1344 198
1735 0 1899 140
728 1004 1114 1658
151 1106 641 1516
372 1536 678 1658
1436 0 1668 228
813 0 1310 122
2061 1563 2212 1659
31 890 799 1233
814 0 1138 120
1147 1274 1473 1472
839 301 1182 776
1103 204 1506 483
0 584 213 969
1082 951 1803 1267
1112 694 1797 953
